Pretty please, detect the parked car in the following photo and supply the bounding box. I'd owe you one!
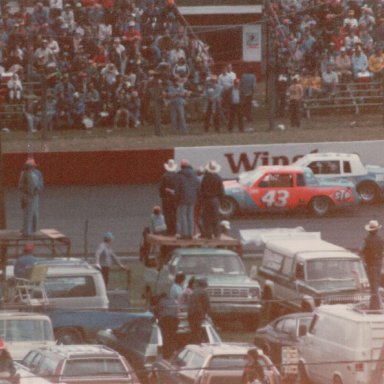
[293,152,384,203]
[0,312,55,361]
[151,343,281,384]
[298,303,384,384]
[219,165,359,218]
[97,315,221,382]
[254,312,313,378]
[253,236,370,318]
[144,247,262,330]
[19,344,140,384]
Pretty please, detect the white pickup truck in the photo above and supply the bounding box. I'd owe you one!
[293,152,384,203]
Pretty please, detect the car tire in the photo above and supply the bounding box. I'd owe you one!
[56,328,83,344]
[309,196,332,217]
[219,197,238,219]
[357,182,378,204]
[298,362,311,384]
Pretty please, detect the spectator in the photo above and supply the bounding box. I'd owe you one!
[14,243,37,279]
[7,73,22,102]
[113,88,130,129]
[351,45,370,79]
[69,92,85,129]
[227,78,244,132]
[203,75,222,133]
[95,232,128,287]
[287,74,304,129]
[322,63,339,96]
[178,276,195,311]
[175,159,200,240]
[159,159,178,236]
[170,271,185,301]
[336,47,353,82]
[150,205,167,234]
[368,46,384,79]
[187,277,210,344]
[0,338,18,382]
[18,158,44,237]
[24,101,40,133]
[239,70,257,122]
[167,76,189,133]
[199,160,224,239]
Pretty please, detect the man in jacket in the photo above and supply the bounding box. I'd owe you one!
[18,158,44,237]
[175,159,200,239]
[159,159,178,236]
[200,161,224,239]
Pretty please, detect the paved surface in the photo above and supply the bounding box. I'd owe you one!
[4,184,378,256]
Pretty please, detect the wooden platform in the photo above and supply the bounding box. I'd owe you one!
[146,233,242,255]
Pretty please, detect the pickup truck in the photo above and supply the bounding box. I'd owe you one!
[144,238,262,330]
[293,152,384,203]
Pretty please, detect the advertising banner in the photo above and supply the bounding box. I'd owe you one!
[175,140,384,179]
[243,24,262,62]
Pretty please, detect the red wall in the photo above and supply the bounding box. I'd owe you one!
[4,149,174,187]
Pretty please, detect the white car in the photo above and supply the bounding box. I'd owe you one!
[293,152,384,203]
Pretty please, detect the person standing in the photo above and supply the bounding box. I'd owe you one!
[242,348,266,384]
[14,243,38,279]
[178,276,195,312]
[170,271,185,301]
[95,232,128,287]
[0,338,18,383]
[175,159,200,239]
[227,78,244,132]
[239,71,256,122]
[159,159,178,236]
[287,75,304,129]
[203,75,222,133]
[200,161,224,239]
[167,76,189,133]
[187,278,210,344]
[18,158,44,237]
[360,220,384,310]
[148,71,164,136]
[154,293,179,359]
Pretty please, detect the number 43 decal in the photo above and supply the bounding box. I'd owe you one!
[261,190,290,207]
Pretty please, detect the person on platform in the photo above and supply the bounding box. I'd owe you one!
[360,220,384,310]
[18,158,44,237]
[14,243,38,279]
[159,159,178,236]
[95,232,128,287]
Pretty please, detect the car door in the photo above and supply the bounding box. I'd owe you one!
[250,171,298,211]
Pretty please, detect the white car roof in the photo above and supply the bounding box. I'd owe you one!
[186,343,252,356]
[296,153,359,161]
[315,304,384,322]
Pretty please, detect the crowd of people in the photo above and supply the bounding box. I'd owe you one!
[273,0,384,120]
[0,1,257,134]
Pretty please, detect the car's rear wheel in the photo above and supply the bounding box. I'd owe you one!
[309,196,332,217]
[56,327,83,344]
[357,182,378,204]
[219,197,238,219]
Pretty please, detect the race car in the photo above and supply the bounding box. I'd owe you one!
[219,165,359,218]
[292,152,384,204]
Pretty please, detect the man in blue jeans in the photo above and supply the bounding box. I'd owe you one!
[175,159,200,239]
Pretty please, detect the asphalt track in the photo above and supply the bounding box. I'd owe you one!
[5,184,382,256]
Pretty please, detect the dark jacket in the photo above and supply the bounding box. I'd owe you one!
[361,232,384,269]
[175,166,200,205]
[200,172,224,200]
[187,286,210,321]
[159,170,178,201]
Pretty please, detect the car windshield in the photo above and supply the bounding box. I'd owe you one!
[63,358,129,377]
[238,169,264,188]
[176,254,246,275]
[0,319,54,342]
[303,168,319,186]
[306,259,366,281]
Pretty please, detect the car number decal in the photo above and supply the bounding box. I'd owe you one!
[261,190,290,207]
[334,190,351,201]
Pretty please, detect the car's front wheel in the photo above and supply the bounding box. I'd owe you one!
[357,182,378,204]
[219,197,238,219]
[309,196,332,217]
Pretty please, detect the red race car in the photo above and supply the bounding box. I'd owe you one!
[219,166,359,218]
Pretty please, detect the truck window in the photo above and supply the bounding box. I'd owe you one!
[44,276,96,298]
[262,250,284,272]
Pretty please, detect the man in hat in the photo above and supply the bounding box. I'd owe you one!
[360,220,384,310]
[18,158,44,237]
[199,161,224,239]
[159,159,179,236]
[95,232,128,287]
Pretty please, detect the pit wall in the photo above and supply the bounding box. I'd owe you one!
[4,140,384,186]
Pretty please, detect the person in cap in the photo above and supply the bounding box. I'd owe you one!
[0,338,17,381]
[199,161,224,239]
[149,205,167,234]
[18,158,44,237]
[159,159,179,235]
[287,74,304,128]
[95,232,128,287]
[14,243,38,279]
[242,348,266,384]
[169,271,185,301]
[187,277,210,344]
[360,220,384,310]
[227,78,244,132]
